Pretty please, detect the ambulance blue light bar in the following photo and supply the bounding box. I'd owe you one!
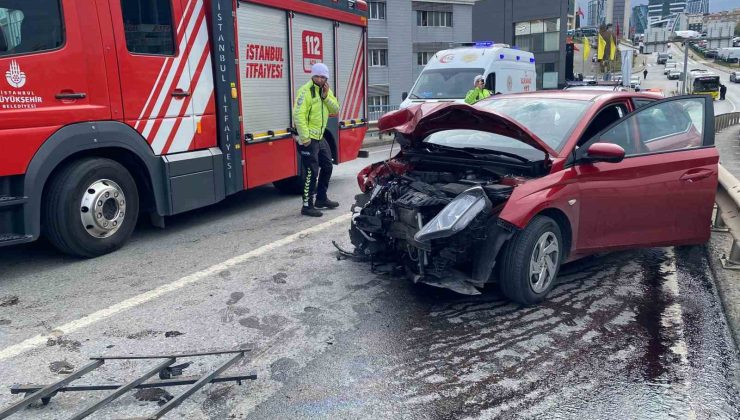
[474,41,494,47]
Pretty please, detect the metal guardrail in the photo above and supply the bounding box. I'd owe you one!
[714,113,740,269]
[716,112,740,133]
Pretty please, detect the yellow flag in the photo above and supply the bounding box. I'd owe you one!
[610,35,617,60]
[597,33,606,60]
[583,37,591,61]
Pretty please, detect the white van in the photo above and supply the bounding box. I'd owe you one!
[400,43,537,109]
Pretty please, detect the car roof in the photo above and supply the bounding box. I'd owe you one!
[485,90,652,102]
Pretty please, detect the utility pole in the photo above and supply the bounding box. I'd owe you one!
[682,40,689,94]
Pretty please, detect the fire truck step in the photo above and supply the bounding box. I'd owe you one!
[0,234,33,245]
[0,196,28,209]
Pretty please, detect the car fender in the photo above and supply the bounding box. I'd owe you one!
[497,174,580,254]
[23,121,170,239]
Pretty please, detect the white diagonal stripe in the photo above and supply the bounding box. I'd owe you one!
[168,53,213,154]
[135,0,196,130]
[151,18,210,154]
[141,0,203,141]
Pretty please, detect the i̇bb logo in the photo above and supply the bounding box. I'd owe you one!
[5,60,26,88]
[302,31,323,73]
[507,75,513,91]
[439,54,455,64]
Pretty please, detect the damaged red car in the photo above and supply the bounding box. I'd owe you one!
[346,91,718,304]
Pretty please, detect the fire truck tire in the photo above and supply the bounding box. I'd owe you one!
[273,176,304,195]
[43,158,139,258]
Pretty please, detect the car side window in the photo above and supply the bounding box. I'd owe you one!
[120,0,176,56]
[594,98,705,157]
[578,103,629,147]
[0,0,65,57]
[633,99,655,109]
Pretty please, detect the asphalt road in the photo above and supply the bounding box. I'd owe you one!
[1,118,739,417]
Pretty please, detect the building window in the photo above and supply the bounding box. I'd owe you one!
[369,49,387,67]
[369,95,389,109]
[369,1,386,20]
[416,52,434,66]
[515,18,560,53]
[417,10,453,27]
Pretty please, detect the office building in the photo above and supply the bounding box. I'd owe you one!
[686,0,709,15]
[367,1,478,111]
[648,0,687,25]
[472,0,571,89]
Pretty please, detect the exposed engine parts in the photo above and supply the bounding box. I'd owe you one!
[347,163,521,295]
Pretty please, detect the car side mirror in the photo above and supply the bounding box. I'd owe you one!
[583,142,625,163]
[402,92,408,101]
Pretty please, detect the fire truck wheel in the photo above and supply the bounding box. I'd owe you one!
[273,176,304,195]
[44,158,140,258]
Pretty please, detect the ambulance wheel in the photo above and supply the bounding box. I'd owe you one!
[44,158,139,258]
[273,176,304,195]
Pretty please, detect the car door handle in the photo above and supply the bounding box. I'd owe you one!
[680,170,713,182]
[55,92,86,100]
[171,89,191,98]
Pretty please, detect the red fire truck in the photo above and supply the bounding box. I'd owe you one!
[0,0,368,257]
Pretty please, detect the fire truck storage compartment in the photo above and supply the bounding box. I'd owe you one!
[163,148,225,214]
[290,11,339,154]
[238,2,297,188]
[335,22,366,163]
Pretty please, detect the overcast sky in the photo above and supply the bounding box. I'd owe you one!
[579,1,736,13]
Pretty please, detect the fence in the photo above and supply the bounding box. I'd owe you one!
[368,105,400,124]
[716,112,740,133]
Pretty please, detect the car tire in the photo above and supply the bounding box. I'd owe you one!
[497,215,563,305]
[43,158,139,258]
[273,176,304,195]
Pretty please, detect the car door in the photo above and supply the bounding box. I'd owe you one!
[109,0,196,155]
[574,95,717,252]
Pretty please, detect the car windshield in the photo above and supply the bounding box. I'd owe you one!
[423,129,546,162]
[409,68,484,100]
[480,98,590,151]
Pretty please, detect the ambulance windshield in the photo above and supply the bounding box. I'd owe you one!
[409,68,485,100]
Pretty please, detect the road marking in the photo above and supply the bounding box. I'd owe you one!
[661,248,696,419]
[0,213,352,361]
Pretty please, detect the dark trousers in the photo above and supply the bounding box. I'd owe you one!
[720,91,726,100]
[299,139,333,206]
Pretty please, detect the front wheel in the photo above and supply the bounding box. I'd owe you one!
[497,215,563,305]
[43,158,139,258]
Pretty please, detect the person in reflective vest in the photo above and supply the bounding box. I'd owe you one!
[465,75,492,105]
[293,63,341,217]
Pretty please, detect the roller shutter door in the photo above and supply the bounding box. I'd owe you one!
[237,3,290,136]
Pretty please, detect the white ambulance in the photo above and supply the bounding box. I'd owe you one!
[400,42,537,109]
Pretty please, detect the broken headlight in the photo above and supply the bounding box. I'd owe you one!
[414,186,492,242]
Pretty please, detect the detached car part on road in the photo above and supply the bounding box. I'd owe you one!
[346,91,718,304]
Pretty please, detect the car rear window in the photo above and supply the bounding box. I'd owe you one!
[481,98,590,152]
[0,0,65,57]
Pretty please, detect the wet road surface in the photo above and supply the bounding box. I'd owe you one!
[0,145,738,419]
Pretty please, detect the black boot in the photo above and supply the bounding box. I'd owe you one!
[301,197,323,217]
[315,197,339,209]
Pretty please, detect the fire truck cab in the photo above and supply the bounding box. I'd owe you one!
[0,0,368,257]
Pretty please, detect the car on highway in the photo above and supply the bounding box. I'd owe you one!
[731,71,740,83]
[668,69,683,80]
[348,91,717,304]
[664,62,678,75]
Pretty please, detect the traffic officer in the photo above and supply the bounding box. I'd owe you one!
[293,63,340,217]
[465,75,492,105]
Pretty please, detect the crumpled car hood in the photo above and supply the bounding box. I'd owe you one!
[378,102,558,157]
